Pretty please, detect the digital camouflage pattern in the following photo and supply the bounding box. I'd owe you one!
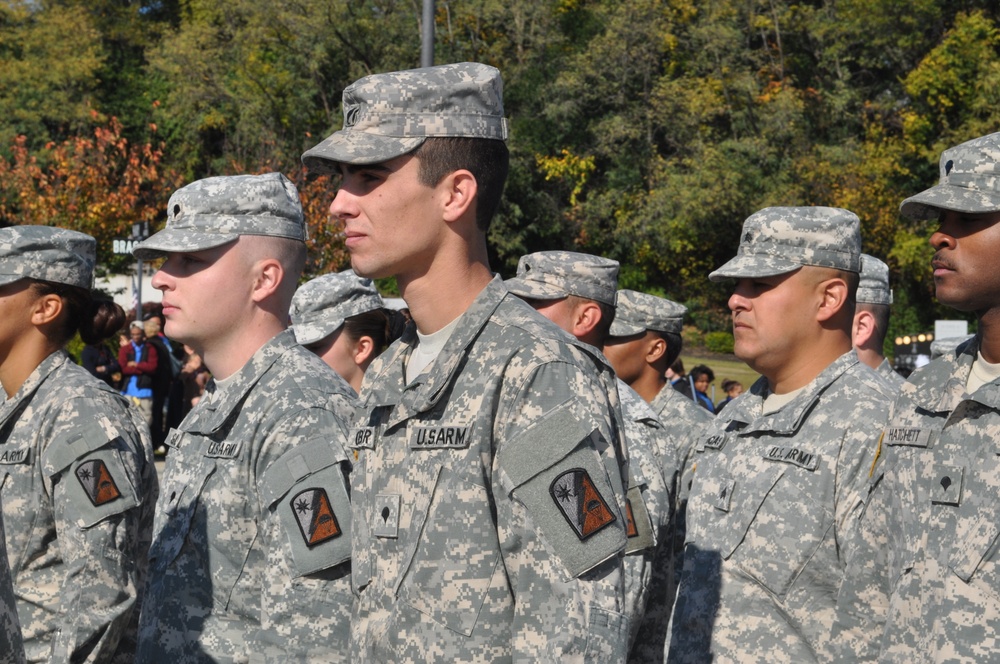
[504,250,619,306]
[290,270,385,346]
[0,351,156,663]
[857,254,893,306]
[709,207,862,281]
[615,381,680,662]
[876,358,905,390]
[137,331,357,663]
[301,62,508,170]
[643,382,712,663]
[609,290,686,337]
[0,226,95,289]
[832,337,1000,662]
[349,278,630,661]
[667,352,893,663]
[133,172,307,260]
[0,509,24,664]
[900,131,1000,220]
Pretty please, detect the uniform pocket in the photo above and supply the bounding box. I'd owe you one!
[398,466,501,637]
[723,465,832,598]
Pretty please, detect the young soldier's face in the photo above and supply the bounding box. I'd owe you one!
[603,332,650,385]
[930,210,1000,314]
[151,241,251,353]
[329,154,441,282]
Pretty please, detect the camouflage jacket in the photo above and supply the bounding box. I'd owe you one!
[876,357,905,390]
[640,383,714,628]
[667,352,892,663]
[349,277,629,662]
[0,351,156,663]
[833,337,1000,662]
[616,381,680,664]
[136,330,357,663]
[0,509,24,664]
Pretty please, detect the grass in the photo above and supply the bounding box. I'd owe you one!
[678,352,761,407]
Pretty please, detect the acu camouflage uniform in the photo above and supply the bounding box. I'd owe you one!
[832,131,1000,663]
[0,226,156,664]
[0,509,24,664]
[858,254,904,390]
[504,251,674,658]
[133,174,358,663]
[667,207,895,663]
[349,278,630,661]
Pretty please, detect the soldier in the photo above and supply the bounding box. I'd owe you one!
[666,207,894,663]
[289,270,402,394]
[603,289,713,661]
[133,173,356,662]
[302,62,630,661]
[833,131,1000,661]
[853,254,904,388]
[0,225,156,662]
[505,252,679,661]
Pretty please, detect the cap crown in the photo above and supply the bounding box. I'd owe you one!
[505,251,619,305]
[0,225,95,289]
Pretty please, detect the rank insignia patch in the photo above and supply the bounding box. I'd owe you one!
[551,469,616,541]
[625,499,639,538]
[76,460,122,506]
[292,488,341,547]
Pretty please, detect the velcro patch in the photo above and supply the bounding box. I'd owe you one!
[763,445,819,471]
[75,460,122,507]
[704,434,727,451]
[625,500,638,538]
[714,478,735,513]
[551,469,617,541]
[930,465,964,506]
[291,488,342,547]
[409,425,472,450]
[884,427,932,448]
[205,440,242,459]
[373,493,401,538]
[349,427,376,450]
[0,448,29,465]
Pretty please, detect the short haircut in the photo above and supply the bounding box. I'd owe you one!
[239,235,307,303]
[858,302,891,347]
[566,294,616,344]
[656,330,684,370]
[412,137,510,232]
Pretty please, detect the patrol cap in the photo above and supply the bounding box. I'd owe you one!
[0,225,95,289]
[133,172,306,260]
[709,206,861,281]
[857,254,893,306]
[289,270,384,346]
[504,251,619,306]
[900,132,1000,220]
[609,289,687,337]
[301,62,509,171]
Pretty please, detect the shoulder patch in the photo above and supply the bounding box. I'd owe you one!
[291,488,342,547]
[550,469,617,541]
[75,459,122,506]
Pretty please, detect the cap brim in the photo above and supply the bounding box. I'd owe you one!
[302,131,427,171]
[0,273,24,288]
[708,255,802,282]
[292,318,344,346]
[608,320,646,337]
[899,184,1000,220]
[133,229,239,260]
[504,277,569,301]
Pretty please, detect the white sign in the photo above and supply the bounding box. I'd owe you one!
[935,320,969,340]
[112,239,138,255]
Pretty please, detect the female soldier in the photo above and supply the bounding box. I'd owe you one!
[289,270,404,393]
[0,226,156,662]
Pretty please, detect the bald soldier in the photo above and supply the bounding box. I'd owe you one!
[667,207,895,663]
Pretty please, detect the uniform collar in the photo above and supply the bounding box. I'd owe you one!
[0,350,68,429]
[904,335,1000,412]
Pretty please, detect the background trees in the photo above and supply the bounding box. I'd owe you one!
[2,0,1000,337]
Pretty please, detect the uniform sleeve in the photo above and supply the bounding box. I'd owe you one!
[493,359,629,662]
[251,404,354,662]
[42,404,149,664]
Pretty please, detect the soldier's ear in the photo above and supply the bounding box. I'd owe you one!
[646,336,667,363]
[816,276,849,323]
[31,292,63,327]
[441,169,477,224]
